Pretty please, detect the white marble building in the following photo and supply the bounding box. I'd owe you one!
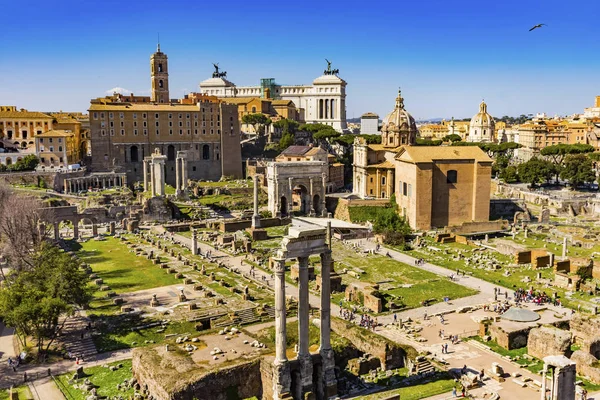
[199,63,348,132]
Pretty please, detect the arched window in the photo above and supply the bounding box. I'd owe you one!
[167,145,175,161]
[130,145,139,162]
[251,107,256,113]
[158,63,163,72]
[159,80,163,88]
[202,144,210,160]
[447,170,458,184]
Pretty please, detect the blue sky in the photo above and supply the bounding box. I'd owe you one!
[1,0,599,120]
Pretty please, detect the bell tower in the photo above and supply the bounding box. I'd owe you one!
[150,43,169,103]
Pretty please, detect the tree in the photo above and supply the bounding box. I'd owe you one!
[541,144,594,183]
[415,139,442,146]
[0,187,47,272]
[499,165,519,183]
[517,157,556,187]
[241,113,271,136]
[560,154,596,189]
[278,132,294,151]
[272,119,299,135]
[8,155,39,171]
[0,243,91,355]
[371,195,412,248]
[442,134,462,143]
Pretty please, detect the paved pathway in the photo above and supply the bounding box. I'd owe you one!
[0,348,132,390]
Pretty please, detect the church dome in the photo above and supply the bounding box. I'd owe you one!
[470,101,495,128]
[381,89,418,147]
[468,100,495,142]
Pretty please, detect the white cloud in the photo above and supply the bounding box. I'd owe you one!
[105,87,132,95]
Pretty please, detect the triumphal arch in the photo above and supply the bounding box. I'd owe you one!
[266,161,328,217]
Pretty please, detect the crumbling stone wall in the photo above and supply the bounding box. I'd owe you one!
[330,317,415,369]
[527,326,572,360]
[132,346,263,400]
[570,314,600,358]
[489,324,531,350]
[571,351,600,384]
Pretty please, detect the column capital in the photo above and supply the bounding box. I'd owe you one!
[272,257,286,273]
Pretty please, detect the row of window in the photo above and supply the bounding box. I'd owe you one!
[100,120,220,128]
[38,137,63,143]
[39,146,64,152]
[92,111,231,120]
[100,128,226,136]
[127,144,218,162]
[1,121,49,127]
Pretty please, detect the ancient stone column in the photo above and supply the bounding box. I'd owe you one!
[73,223,79,240]
[273,257,291,399]
[297,256,313,395]
[92,224,98,237]
[562,237,568,259]
[54,223,60,240]
[109,221,115,235]
[319,250,337,396]
[252,175,261,229]
[191,229,198,255]
[181,154,188,191]
[321,173,327,216]
[175,157,181,195]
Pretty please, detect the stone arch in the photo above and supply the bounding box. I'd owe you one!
[202,144,210,160]
[280,196,288,216]
[313,193,321,215]
[589,339,600,359]
[292,184,310,214]
[79,217,99,237]
[5,157,12,165]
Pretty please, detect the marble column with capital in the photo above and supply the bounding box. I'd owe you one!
[319,250,337,396]
[273,257,291,399]
[297,256,313,396]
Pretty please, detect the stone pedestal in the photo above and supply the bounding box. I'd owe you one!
[109,221,115,235]
[248,227,268,241]
[273,360,292,400]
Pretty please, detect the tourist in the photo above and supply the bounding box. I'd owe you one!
[452,387,457,397]
[8,357,16,372]
[461,386,466,397]
[393,313,397,324]
[441,344,445,354]
[479,368,485,381]
[445,343,449,353]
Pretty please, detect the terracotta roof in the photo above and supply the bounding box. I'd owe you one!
[368,160,395,169]
[367,144,402,152]
[396,146,492,163]
[271,100,295,106]
[219,97,260,105]
[280,145,312,156]
[305,147,326,156]
[0,110,52,119]
[35,129,75,138]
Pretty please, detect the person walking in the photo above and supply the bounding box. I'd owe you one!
[452,387,457,397]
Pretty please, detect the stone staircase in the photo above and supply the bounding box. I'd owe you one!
[237,308,260,325]
[414,358,435,375]
[264,305,276,320]
[57,315,98,360]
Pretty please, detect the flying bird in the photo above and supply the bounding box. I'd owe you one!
[529,23,546,32]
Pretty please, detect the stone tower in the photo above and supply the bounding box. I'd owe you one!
[150,44,169,103]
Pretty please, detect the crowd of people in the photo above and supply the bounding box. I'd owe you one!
[513,287,554,306]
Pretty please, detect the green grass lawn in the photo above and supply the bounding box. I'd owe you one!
[56,359,134,400]
[402,237,597,311]
[355,374,455,399]
[93,319,202,353]
[195,179,252,188]
[333,242,477,311]
[0,386,33,400]
[75,237,180,294]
